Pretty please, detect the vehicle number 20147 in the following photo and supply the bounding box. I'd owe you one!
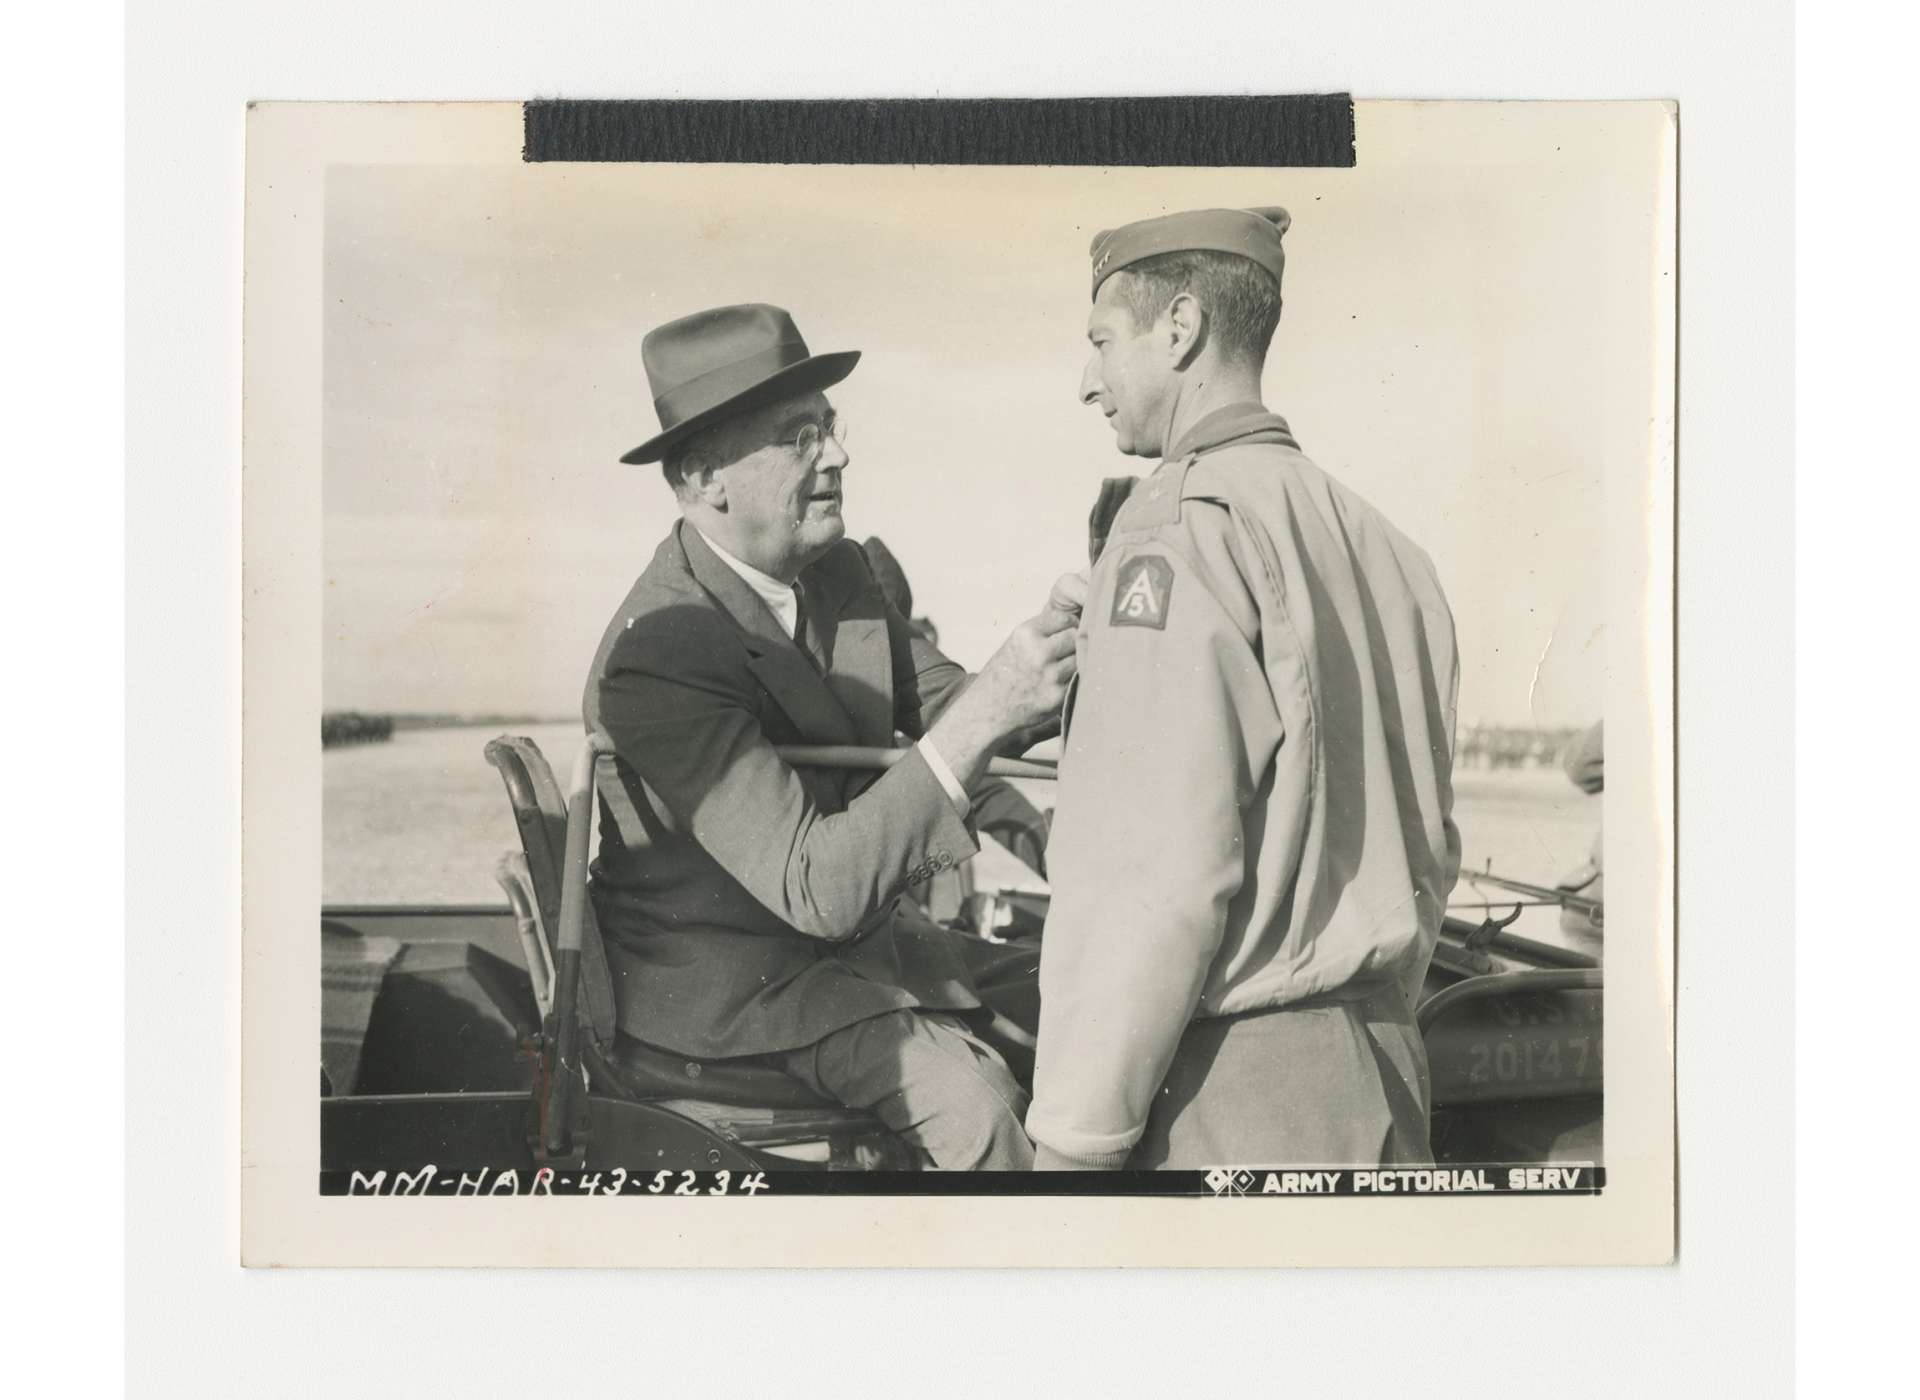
[1464,1034,1600,1085]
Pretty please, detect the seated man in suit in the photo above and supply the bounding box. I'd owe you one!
[584,303,1075,1169]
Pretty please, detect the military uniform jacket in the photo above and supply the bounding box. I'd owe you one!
[1027,404,1463,1164]
[583,522,981,1060]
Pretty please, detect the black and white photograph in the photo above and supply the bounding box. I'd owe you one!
[242,99,1675,1265]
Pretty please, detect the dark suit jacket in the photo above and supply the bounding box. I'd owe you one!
[583,522,982,1059]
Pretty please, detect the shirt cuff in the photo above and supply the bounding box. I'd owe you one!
[916,736,970,818]
[1033,1141,1133,1172]
[1025,1102,1145,1167]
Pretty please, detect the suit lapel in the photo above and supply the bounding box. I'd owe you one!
[810,574,896,749]
[677,524,858,745]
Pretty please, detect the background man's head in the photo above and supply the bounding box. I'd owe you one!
[1079,207,1289,459]
[863,534,940,643]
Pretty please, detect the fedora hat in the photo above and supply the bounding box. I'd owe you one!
[620,303,861,464]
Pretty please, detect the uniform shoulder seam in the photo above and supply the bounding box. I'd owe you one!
[1181,440,1299,502]
[1107,455,1195,535]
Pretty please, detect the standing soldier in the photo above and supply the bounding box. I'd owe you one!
[1027,208,1463,1170]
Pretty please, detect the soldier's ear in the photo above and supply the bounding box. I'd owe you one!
[1165,292,1206,369]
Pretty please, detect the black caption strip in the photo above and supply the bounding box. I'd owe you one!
[523,96,1354,167]
[323,1164,1602,1197]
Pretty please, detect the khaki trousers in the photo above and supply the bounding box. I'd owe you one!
[1129,990,1433,1169]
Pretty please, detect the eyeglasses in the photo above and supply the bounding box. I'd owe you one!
[791,417,849,466]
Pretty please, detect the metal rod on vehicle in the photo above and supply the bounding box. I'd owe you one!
[1467,867,1603,922]
[544,730,614,1159]
[1437,915,1599,970]
[775,744,1059,782]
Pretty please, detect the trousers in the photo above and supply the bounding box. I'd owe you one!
[1128,989,1433,1169]
[776,1009,1035,1170]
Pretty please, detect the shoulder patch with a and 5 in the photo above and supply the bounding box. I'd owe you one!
[1110,554,1174,630]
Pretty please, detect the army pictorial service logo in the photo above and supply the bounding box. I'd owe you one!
[1205,1168,1258,1196]
[1110,554,1174,631]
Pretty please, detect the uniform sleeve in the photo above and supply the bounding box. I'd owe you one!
[1026,520,1284,1165]
[596,616,976,943]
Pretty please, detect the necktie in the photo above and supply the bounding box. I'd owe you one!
[792,581,825,670]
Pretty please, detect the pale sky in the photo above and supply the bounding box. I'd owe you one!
[324,106,1664,725]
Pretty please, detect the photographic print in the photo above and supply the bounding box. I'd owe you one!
[243,99,1675,1265]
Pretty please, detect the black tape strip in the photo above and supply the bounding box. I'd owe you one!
[523,96,1354,167]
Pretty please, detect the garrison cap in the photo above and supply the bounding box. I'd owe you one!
[1088,206,1292,300]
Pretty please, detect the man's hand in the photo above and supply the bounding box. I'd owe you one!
[1007,570,1090,751]
[973,611,1079,733]
[1043,569,1090,627]
[927,609,1078,790]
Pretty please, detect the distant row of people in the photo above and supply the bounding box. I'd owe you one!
[1456,725,1588,770]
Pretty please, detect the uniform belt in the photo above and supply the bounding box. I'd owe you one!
[1200,982,1411,1027]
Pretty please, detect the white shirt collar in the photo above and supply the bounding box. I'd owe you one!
[696,529,800,639]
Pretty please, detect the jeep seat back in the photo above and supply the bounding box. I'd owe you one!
[483,735,618,1045]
